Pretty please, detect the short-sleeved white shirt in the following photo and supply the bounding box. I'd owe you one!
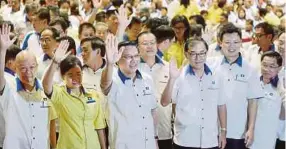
[207,55,264,139]
[107,68,157,149]
[250,78,284,149]
[0,78,50,149]
[138,58,172,140]
[172,64,225,148]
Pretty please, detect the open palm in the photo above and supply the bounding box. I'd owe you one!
[105,34,123,64]
[169,57,181,79]
[116,5,132,30]
[54,40,70,63]
[0,24,16,51]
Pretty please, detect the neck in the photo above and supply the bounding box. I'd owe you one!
[46,51,54,58]
[177,39,184,44]
[193,67,204,78]
[70,87,82,96]
[226,55,239,64]
[85,7,91,13]
[23,82,35,92]
[157,44,165,52]
[89,58,103,72]
[262,77,271,84]
[260,44,272,52]
[142,56,156,67]
[12,6,20,12]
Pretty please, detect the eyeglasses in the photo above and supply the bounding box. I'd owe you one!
[253,33,267,38]
[186,51,207,58]
[139,41,156,46]
[121,54,140,61]
[261,64,279,69]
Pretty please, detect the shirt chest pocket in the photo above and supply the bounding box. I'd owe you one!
[234,74,248,84]
[85,97,97,119]
[206,81,220,104]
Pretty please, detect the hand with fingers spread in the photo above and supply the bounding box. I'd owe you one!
[169,57,181,80]
[116,5,132,31]
[105,34,124,65]
[53,40,71,63]
[92,0,102,9]
[0,24,17,52]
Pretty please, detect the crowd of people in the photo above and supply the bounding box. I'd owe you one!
[0,0,285,149]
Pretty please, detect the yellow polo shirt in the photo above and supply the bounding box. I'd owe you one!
[50,84,106,149]
[164,41,186,68]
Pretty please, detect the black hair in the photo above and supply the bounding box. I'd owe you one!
[112,0,123,7]
[57,36,76,55]
[261,51,283,67]
[255,22,274,40]
[41,27,60,40]
[5,44,21,64]
[171,15,191,41]
[78,22,95,35]
[118,40,137,50]
[258,8,268,17]
[95,11,107,23]
[184,37,208,52]
[80,37,106,57]
[189,15,206,30]
[70,2,80,15]
[219,23,242,41]
[106,9,118,18]
[128,17,142,28]
[49,17,69,32]
[146,17,169,32]
[190,24,203,37]
[161,7,167,11]
[200,10,208,16]
[246,19,253,26]
[24,3,38,14]
[153,25,175,44]
[36,7,51,24]
[136,31,155,44]
[58,0,70,8]
[60,55,83,76]
[180,0,190,8]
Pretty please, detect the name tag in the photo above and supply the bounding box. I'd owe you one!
[40,100,50,108]
[86,97,96,104]
[143,86,152,96]
[235,74,247,83]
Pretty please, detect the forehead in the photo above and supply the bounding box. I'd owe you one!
[41,30,53,37]
[122,45,138,55]
[66,66,82,73]
[173,22,185,27]
[139,33,155,41]
[82,27,95,33]
[255,27,265,33]
[222,32,241,40]
[262,56,278,65]
[81,41,91,48]
[189,42,207,52]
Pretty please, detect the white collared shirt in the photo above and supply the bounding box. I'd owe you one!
[21,31,43,57]
[107,68,157,149]
[0,79,50,149]
[171,65,225,148]
[138,60,172,140]
[250,80,284,149]
[37,55,62,84]
[207,56,264,139]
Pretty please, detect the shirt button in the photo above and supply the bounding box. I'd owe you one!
[133,85,135,87]
[33,126,35,129]
[146,139,148,141]
[228,79,230,81]
[143,116,145,119]
[32,115,35,117]
[202,127,204,129]
[139,105,141,107]
[201,99,203,101]
[33,137,35,140]
[229,68,232,71]
[136,94,139,96]
[202,108,204,110]
[202,118,204,120]
[201,89,203,91]
[31,103,34,106]
[145,127,147,130]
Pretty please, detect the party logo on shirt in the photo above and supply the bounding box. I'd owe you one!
[86,97,96,104]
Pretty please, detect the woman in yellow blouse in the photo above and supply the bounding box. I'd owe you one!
[164,15,190,68]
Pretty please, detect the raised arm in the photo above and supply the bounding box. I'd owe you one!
[100,34,123,95]
[42,40,70,97]
[116,5,131,42]
[161,58,181,106]
[0,24,16,93]
[87,0,102,24]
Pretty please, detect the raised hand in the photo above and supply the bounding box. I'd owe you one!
[0,24,16,52]
[169,57,181,79]
[92,0,102,9]
[116,5,132,30]
[105,34,123,65]
[53,40,70,63]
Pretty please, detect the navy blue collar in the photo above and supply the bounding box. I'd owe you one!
[16,77,42,92]
[185,64,212,76]
[221,53,243,67]
[118,69,143,84]
[4,67,15,76]
[140,56,164,65]
[215,44,221,51]
[258,44,275,53]
[260,75,279,88]
[157,50,164,58]
[43,54,52,61]
[123,34,130,41]
[66,86,87,95]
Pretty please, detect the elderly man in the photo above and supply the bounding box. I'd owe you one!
[0,24,56,149]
